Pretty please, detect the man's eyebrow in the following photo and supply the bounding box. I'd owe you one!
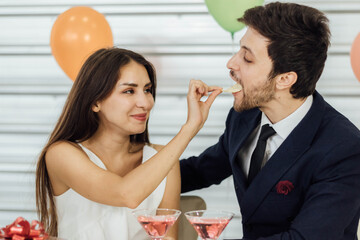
[241,45,254,55]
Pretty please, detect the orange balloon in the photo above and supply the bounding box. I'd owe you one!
[50,6,113,81]
[350,33,360,82]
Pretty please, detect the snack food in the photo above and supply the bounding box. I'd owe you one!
[223,83,242,93]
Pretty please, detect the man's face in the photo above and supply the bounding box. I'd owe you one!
[226,27,276,112]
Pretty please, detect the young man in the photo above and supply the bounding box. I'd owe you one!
[180,2,360,239]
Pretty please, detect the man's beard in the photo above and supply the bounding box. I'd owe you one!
[234,76,276,112]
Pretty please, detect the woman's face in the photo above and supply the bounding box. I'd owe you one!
[93,60,154,136]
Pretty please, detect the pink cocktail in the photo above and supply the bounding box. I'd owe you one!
[185,210,234,240]
[133,208,181,240]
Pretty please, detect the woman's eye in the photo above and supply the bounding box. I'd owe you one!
[123,89,134,94]
[144,88,152,93]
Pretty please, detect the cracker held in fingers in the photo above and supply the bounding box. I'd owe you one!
[223,83,242,93]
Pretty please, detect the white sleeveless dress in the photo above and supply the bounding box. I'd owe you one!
[55,144,167,240]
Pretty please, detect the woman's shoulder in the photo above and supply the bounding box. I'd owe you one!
[47,140,81,153]
[46,141,84,163]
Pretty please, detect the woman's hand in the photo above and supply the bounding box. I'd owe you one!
[185,79,222,136]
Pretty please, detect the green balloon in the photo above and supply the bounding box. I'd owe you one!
[205,0,264,36]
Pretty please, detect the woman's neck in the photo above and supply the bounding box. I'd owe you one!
[85,129,131,153]
[82,130,144,175]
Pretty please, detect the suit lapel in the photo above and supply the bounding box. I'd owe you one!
[240,91,326,222]
[240,134,310,221]
[230,109,262,194]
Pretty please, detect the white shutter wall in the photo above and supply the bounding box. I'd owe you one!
[1,1,360,239]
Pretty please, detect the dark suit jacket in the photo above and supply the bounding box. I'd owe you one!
[181,92,360,239]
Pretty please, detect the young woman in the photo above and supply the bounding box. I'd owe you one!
[35,47,221,240]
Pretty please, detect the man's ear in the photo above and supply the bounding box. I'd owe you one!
[92,102,101,112]
[275,71,297,90]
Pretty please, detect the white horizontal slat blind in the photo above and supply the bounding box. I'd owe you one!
[1,0,360,239]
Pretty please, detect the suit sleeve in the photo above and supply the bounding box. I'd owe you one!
[180,109,235,193]
[258,140,360,240]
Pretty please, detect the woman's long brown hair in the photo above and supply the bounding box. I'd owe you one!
[35,47,157,236]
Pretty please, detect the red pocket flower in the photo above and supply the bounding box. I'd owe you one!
[276,180,294,195]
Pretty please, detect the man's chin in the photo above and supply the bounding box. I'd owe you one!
[233,102,255,112]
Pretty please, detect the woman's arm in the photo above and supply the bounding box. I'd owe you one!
[46,80,222,208]
[153,144,181,240]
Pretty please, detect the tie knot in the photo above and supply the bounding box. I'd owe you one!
[259,124,276,141]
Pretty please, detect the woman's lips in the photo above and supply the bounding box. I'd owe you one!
[132,113,147,121]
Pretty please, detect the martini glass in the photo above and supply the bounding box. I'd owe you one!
[132,208,181,240]
[185,210,234,240]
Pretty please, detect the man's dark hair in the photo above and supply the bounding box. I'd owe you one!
[239,2,331,98]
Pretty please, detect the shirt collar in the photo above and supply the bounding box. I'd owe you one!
[260,95,313,140]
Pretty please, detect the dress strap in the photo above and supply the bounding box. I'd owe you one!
[77,143,107,170]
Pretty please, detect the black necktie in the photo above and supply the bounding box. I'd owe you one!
[248,124,276,184]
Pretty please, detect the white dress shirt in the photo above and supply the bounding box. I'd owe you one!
[239,95,313,177]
